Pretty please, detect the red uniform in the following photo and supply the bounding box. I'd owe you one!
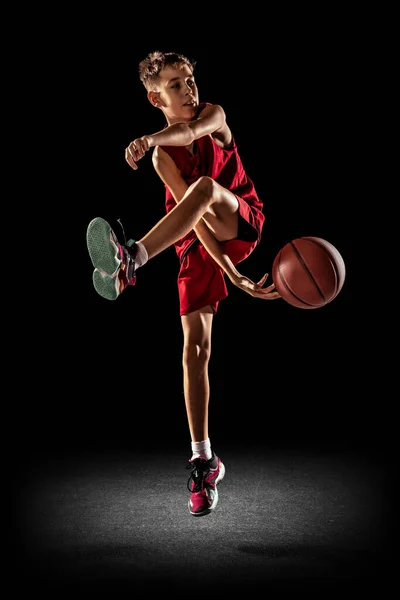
[161,102,265,315]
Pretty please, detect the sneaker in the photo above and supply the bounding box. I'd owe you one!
[186,452,225,517]
[86,217,138,300]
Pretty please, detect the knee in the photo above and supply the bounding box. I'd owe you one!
[191,176,217,199]
[183,341,211,370]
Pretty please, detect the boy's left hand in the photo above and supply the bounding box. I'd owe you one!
[125,136,150,170]
[230,272,281,300]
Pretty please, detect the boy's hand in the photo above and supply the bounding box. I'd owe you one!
[125,136,150,170]
[230,272,281,300]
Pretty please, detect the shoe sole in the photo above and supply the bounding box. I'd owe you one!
[86,217,121,276]
[189,462,226,517]
[92,269,120,301]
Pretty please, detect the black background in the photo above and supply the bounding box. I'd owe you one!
[22,18,378,461]
[11,15,392,594]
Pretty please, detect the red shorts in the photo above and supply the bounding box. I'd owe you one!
[178,196,264,316]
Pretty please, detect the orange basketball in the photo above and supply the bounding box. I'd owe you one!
[272,237,346,309]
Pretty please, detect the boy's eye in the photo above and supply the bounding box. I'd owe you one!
[171,80,195,89]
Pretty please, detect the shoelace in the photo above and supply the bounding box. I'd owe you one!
[116,217,128,246]
[186,458,213,493]
[115,217,137,282]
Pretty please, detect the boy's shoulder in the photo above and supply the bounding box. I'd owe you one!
[198,101,226,115]
[197,101,212,114]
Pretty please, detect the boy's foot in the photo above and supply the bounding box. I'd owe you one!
[91,268,133,301]
[86,217,138,300]
[186,452,225,517]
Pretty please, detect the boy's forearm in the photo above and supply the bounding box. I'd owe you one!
[194,221,240,283]
[146,123,194,148]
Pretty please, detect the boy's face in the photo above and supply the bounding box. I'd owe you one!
[149,65,199,122]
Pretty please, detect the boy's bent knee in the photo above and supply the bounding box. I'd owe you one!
[192,176,216,197]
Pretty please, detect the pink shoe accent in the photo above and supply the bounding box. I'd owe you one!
[116,242,137,290]
[187,455,225,517]
[190,490,213,514]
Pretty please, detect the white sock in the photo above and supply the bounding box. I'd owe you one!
[134,241,148,269]
[191,438,212,461]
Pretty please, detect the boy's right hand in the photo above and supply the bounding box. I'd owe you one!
[125,136,150,170]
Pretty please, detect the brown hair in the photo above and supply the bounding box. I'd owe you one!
[139,51,196,91]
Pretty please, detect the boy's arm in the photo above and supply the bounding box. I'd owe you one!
[152,147,280,301]
[126,104,231,171]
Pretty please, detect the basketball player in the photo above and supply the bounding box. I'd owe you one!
[86,51,281,517]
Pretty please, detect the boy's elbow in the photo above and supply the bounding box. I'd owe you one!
[214,104,226,119]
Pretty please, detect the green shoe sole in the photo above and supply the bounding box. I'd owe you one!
[86,217,121,275]
[92,269,120,301]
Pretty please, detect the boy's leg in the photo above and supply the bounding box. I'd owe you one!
[139,176,239,259]
[181,307,214,443]
[86,176,239,300]
[181,306,225,517]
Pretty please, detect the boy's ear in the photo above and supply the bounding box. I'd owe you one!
[148,91,163,108]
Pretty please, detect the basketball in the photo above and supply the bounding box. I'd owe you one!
[272,237,346,309]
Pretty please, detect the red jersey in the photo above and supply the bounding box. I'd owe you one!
[160,102,265,261]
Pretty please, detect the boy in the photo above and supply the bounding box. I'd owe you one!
[86,51,280,517]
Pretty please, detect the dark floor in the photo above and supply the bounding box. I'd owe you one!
[13,444,391,595]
